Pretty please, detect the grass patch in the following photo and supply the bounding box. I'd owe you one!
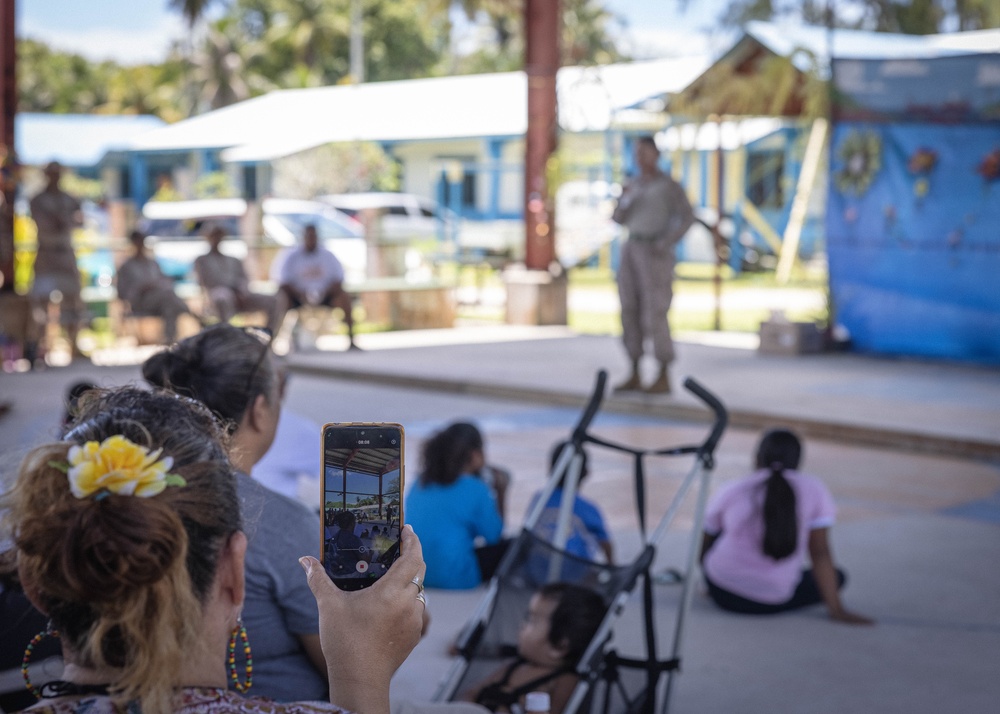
[451,261,830,335]
[569,311,621,334]
[565,262,829,336]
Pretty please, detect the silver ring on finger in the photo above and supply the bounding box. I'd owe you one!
[411,575,425,594]
[416,591,427,607]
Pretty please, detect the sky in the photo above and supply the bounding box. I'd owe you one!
[18,0,735,66]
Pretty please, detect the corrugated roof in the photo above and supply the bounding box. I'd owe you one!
[123,56,710,162]
[745,21,1000,74]
[673,22,1000,117]
[15,112,166,167]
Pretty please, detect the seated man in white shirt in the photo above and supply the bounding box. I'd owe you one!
[271,223,357,349]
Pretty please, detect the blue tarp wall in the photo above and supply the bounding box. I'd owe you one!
[827,54,1000,363]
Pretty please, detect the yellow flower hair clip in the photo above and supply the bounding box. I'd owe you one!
[51,435,186,499]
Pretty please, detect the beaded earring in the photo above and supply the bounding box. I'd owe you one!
[227,619,253,693]
[22,623,59,699]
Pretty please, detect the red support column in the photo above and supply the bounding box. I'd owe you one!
[523,0,560,271]
[0,0,16,292]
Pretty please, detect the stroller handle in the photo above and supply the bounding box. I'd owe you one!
[571,369,608,442]
[683,376,728,458]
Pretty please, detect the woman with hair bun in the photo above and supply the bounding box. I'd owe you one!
[700,428,873,624]
[141,324,326,701]
[1,386,426,714]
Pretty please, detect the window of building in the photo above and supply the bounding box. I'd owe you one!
[746,150,785,209]
[436,157,477,211]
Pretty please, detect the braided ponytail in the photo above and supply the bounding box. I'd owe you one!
[755,429,803,561]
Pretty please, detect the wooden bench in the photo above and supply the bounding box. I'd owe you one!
[346,277,456,330]
[273,277,457,352]
[83,284,204,345]
[84,276,456,347]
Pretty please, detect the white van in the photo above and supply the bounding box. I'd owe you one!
[140,198,249,281]
[260,198,367,283]
[554,180,623,267]
[318,192,457,243]
[140,197,366,284]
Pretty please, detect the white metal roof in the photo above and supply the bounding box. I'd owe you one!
[16,112,165,167]
[141,198,248,220]
[126,56,710,162]
[744,21,1000,74]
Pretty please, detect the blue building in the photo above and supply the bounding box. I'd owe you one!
[108,57,708,262]
[15,112,166,187]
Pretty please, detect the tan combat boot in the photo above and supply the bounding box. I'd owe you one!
[613,361,643,392]
[645,363,671,394]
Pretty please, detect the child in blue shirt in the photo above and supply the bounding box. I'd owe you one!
[529,441,614,565]
[406,422,503,589]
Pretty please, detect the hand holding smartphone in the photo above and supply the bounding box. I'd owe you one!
[321,422,404,591]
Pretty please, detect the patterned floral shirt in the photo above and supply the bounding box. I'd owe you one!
[27,687,351,714]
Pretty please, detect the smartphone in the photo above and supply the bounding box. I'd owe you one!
[321,422,404,590]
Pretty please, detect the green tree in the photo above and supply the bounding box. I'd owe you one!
[226,0,443,87]
[168,0,221,28]
[193,171,239,198]
[719,0,779,28]
[168,0,233,115]
[365,0,448,81]
[272,142,400,199]
[265,0,350,76]
[190,18,255,111]
[17,37,188,121]
[99,62,189,122]
[437,0,627,71]
[16,39,117,113]
[860,0,1000,33]
[717,0,1000,33]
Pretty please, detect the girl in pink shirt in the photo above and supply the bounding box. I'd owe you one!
[700,429,872,624]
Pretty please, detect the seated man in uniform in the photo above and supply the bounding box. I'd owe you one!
[115,229,198,344]
[194,224,278,332]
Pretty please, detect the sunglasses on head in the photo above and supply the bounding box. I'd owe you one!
[241,326,277,407]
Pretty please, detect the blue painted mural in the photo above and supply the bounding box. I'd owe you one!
[827,54,1000,362]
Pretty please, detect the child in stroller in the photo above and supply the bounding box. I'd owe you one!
[461,582,605,714]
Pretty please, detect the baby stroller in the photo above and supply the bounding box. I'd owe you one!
[433,371,727,714]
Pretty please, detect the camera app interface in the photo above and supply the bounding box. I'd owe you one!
[323,426,402,587]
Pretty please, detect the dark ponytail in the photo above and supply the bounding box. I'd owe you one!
[756,429,802,561]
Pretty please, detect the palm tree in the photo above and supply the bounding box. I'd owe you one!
[168,0,219,28]
[191,20,253,111]
[428,0,623,69]
[168,0,222,115]
[266,0,350,76]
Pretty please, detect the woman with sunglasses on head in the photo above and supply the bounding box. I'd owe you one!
[141,324,329,701]
[1,386,426,714]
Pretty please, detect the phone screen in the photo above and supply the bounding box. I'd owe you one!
[321,422,404,590]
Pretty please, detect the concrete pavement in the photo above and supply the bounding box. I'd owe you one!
[2,325,998,713]
[286,325,1000,459]
[276,326,1000,713]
